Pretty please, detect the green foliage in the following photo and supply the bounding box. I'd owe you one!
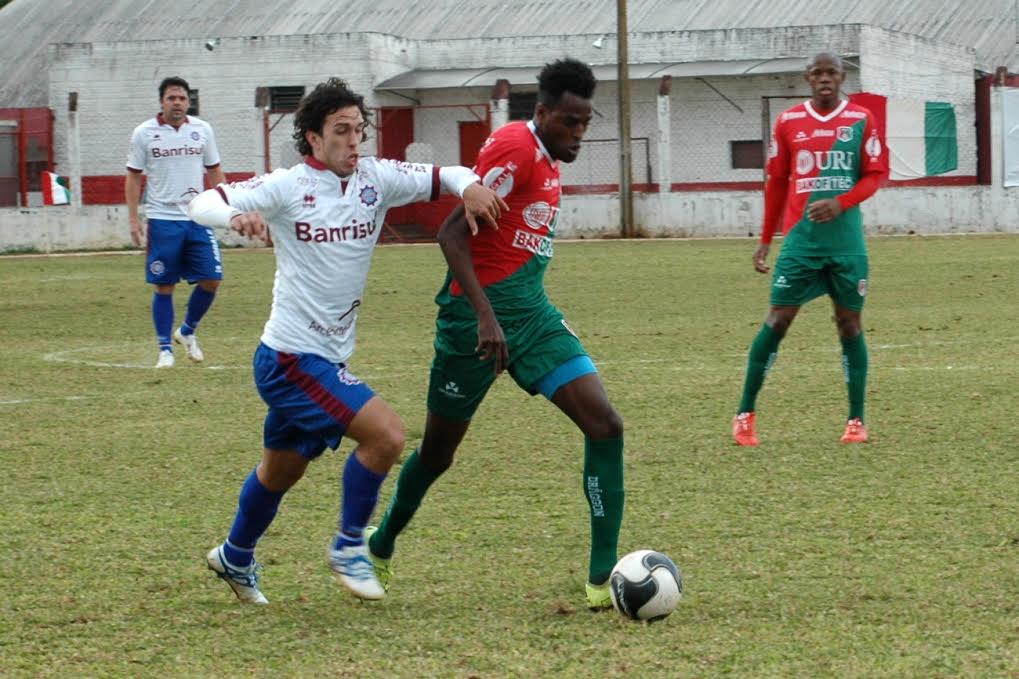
[1,237,1017,677]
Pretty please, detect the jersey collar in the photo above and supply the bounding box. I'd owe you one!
[804,99,848,123]
[527,120,556,167]
[156,113,190,129]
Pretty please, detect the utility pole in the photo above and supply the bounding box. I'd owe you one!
[616,0,634,237]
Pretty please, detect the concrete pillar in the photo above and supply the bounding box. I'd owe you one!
[68,92,82,208]
[656,76,672,195]
[490,78,510,131]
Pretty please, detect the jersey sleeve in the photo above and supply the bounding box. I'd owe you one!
[218,168,291,221]
[367,158,441,207]
[475,132,534,199]
[836,111,889,211]
[761,118,790,243]
[126,126,147,172]
[203,123,222,169]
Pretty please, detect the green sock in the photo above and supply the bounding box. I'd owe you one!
[841,332,868,422]
[738,323,782,413]
[370,449,439,559]
[584,436,624,585]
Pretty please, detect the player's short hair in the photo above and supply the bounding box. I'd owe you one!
[806,52,844,72]
[292,78,372,157]
[537,58,596,109]
[159,77,191,99]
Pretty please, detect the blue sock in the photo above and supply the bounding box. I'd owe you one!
[182,286,216,335]
[334,450,387,550]
[224,468,286,567]
[152,292,174,351]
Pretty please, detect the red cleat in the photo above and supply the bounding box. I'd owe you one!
[840,418,869,443]
[732,412,759,446]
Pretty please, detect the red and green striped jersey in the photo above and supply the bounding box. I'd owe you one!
[763,100,888,255]
[437,121,560,318]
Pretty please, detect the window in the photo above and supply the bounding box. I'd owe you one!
[269,86,306,112]
[187,89,199,116]
[509,92,537,121]
[730,140,764,169]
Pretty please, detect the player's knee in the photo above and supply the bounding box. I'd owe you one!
[371,422,406,467]
[587,408,624,440]
[198,279,221,292]
[419,444,456,476]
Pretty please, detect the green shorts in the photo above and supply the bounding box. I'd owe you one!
[427,302,587,421]
[770,252,869,311]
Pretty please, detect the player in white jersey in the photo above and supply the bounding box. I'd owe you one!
[188,78,508,604]
[126,77,226,368]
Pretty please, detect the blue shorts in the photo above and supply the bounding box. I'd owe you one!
[145,218,223,284]
[253,343,375,459]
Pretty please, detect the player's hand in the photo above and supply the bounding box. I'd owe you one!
[230,211,268,241]
[807,198,842,223]
[462,183,509,236]
[753,243,771,273]
[476,310,509,374]
[129,216,144,247]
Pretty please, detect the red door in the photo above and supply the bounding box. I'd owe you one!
[458,120,490,168]
[378,107,414,161]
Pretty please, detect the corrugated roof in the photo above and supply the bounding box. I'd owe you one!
[1,0,1015,106]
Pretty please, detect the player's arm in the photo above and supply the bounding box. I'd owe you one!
[125,169,144,247]
[126,127,147,247]
[205,164,226,187]
[437,205,508,374]
[757,125,790,273]
[440,167,508,234]
[809,114,888,223]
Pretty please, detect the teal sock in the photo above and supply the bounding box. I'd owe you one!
[584,436,624,585]
[370,450,439,559]
[738,324,782,413]
[841,332,868,422]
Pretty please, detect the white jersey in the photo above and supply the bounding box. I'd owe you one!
[127,115,221,219]
[220,155,443,364]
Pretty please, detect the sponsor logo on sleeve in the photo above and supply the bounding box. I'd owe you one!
[768,138,778,158]
[865,133,882,158]
[483,164,516,197]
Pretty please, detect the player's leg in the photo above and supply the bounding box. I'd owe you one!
[828,255,869,442]
[145,219,185,366]
[175,223,224,362]
[207,444,310,604]
[734,252,824,445]
[368,339,494,584]
[544,364,625,609]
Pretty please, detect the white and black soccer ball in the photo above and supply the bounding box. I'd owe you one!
[609,549,683,621]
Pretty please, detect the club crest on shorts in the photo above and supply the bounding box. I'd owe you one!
[858,278,868,296]
[336,366,362,386]
[149,260,166,275]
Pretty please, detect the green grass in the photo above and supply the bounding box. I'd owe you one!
[2,236,1018,678]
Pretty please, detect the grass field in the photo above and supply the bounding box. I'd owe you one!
[2,235,1018,678]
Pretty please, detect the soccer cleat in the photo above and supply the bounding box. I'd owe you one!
[174,327,204,362]
[206,545,268,604]
[328,542,386,600]
[155,350,175,369]
[363,526,394,592]
[732,411,759,446]
[586,582,613,610]
[840,418,869,443]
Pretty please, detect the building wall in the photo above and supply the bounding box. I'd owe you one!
[859,25,978,176]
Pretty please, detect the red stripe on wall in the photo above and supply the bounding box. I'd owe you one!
[80,172,256,205]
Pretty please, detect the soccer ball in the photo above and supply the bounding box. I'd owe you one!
[608,549,683,621]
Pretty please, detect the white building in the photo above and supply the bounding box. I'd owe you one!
[0,0,1017,250]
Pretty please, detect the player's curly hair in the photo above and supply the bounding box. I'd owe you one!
[292,78,372,157]
[537,58,596,108]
